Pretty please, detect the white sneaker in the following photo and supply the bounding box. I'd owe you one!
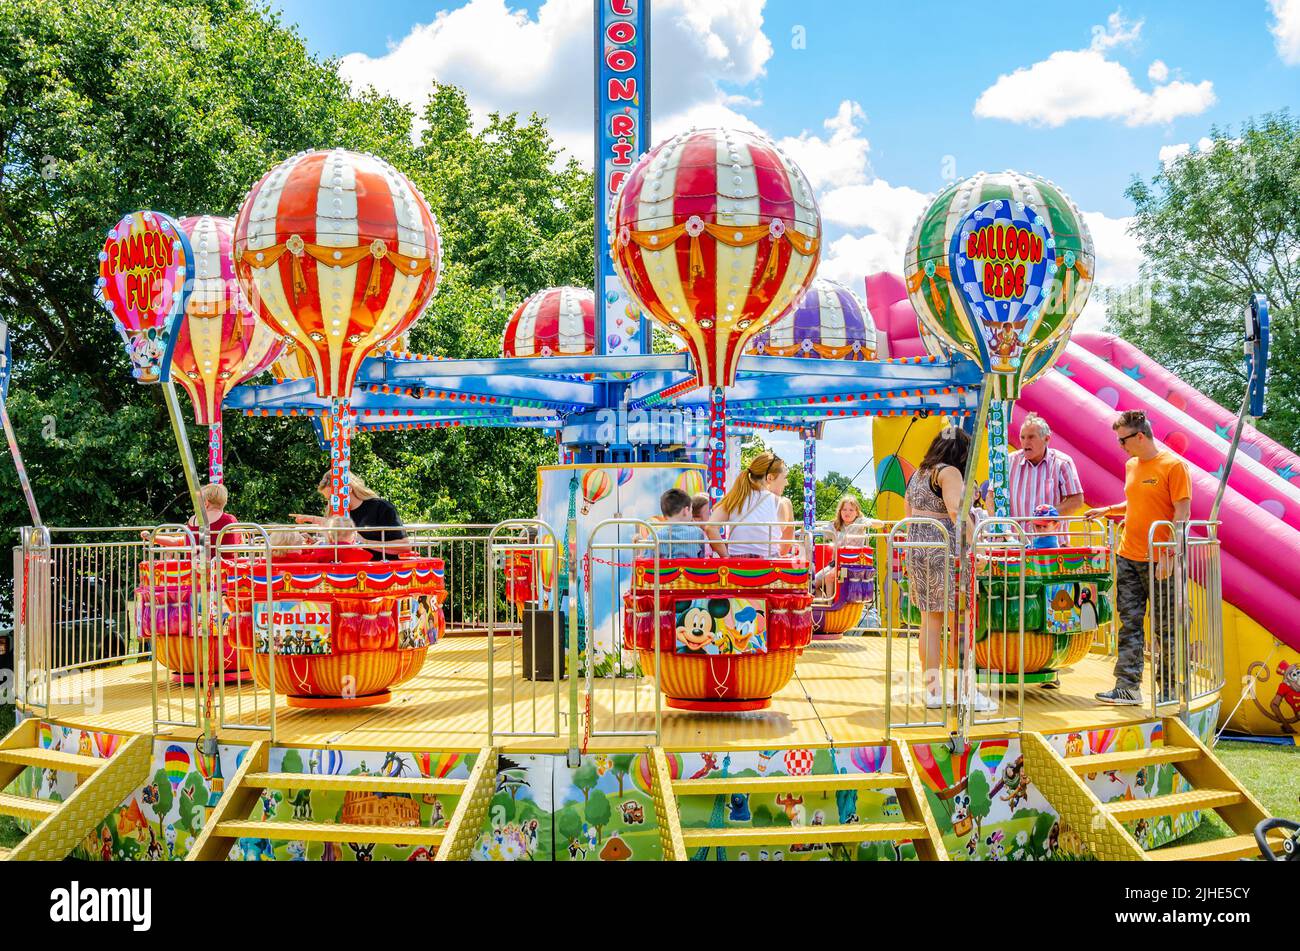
[971,690,998,713]
[924,690,946,710]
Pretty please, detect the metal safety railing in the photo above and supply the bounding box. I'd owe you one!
[884,517,954,736]
[819,519,893,635]
[142,524,211,736]
[15,525,158,716]
[486,519,564,743]
[1146,519,1224,718]
[584,518,661,743]
[407,524,507,636]
[960,519,1028,736]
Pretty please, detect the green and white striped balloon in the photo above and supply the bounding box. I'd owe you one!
[903,170,1095,384]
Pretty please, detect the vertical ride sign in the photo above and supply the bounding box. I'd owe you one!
[595,0,650,358]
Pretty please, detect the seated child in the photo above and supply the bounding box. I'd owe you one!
[293,517,373,564]
[265,529,306,560]
[1029,503,1062,549]
[690,493,712,523]
[144,483,242,552]
[656,488,708,559]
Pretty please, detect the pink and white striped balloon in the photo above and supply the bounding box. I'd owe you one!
[172,215,284,480]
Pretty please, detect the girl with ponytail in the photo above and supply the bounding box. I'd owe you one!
[705,452,795,557]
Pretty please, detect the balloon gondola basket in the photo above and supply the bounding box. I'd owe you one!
[973,547,1114,677]
[622,558,813,712]
[812,545,874,641]
[897,546,1113,678]
[136,560,247,683]
[225,556,447,709]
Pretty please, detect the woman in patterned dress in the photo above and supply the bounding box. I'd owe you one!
[903,427,989,709]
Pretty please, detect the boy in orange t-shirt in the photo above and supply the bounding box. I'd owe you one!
[1085,410,1192,705]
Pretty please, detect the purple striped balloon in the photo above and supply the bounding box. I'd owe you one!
[748,278,876,359]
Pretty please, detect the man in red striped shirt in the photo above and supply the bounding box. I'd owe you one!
[1007,413,1084,518]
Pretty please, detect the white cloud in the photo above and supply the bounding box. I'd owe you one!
[1076,211,1143,331]
[1270,0,1300,64]
[337,0,773,161]
[816,179,933,289]
[775,100,871,191]
[1159,136,1226,166]
[973,11,1214,127]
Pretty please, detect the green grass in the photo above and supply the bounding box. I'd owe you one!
[0,702,20,849]
[1164,740,1299,851]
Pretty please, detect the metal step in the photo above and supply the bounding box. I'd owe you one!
[0,747,103,777]
[1148,833,1284,862]
[1067,746,1200,774]
[213,819,445,847]
[1107,788,1244,823]
[673,772,907,797]
[243,772,465,796]
[681,821,927,848]
[0,793,58,821]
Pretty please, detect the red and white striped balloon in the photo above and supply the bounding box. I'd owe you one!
[610,128,822,388]
[502,286,595,357]
[232,148,442,399]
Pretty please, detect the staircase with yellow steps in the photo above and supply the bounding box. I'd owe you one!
[1022,716,1286,861]
[186,743,497,861]
[648,740,946,861]
[0,719,152,861]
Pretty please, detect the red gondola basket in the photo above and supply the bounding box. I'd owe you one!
[224,556,447,708]
[135,559,244,681]
[622,557,813,712]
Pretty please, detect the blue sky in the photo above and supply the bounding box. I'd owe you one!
[268,0,1300,488]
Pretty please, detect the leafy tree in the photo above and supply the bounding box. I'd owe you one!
[738,437,870,524]
[1108,113,1300,448]
[585,789,611,842]
[571,761,599,804]
[177,771,207,835]
[556,806,583,851]
[0,0,595,612]
[491,792,516,825]
[610,754,634,797]
[148,767,173,838]
[751,804,773,827]
[279,749,304,775]
[966,769,992,842]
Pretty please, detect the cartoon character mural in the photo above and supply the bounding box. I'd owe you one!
[1248,659,1300,733]
[675,598,729,654]
[673,597,767,655]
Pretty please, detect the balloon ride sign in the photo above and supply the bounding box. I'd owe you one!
[97,210,193,383]
[948,199,1056,397]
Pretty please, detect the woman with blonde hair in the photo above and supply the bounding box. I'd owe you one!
[291,472,408,560]
[705,452,795,558]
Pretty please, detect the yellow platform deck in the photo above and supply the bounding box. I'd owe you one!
[31,635,1213,753]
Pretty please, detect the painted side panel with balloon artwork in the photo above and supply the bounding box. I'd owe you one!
[11,722,477,862]
[536,463,707,674]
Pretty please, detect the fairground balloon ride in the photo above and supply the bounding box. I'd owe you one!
[0,0,1285,867]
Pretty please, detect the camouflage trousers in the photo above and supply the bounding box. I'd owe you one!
[1114,556,1178,697]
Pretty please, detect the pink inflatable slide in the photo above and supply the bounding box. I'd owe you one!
[864,272,1300,656]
